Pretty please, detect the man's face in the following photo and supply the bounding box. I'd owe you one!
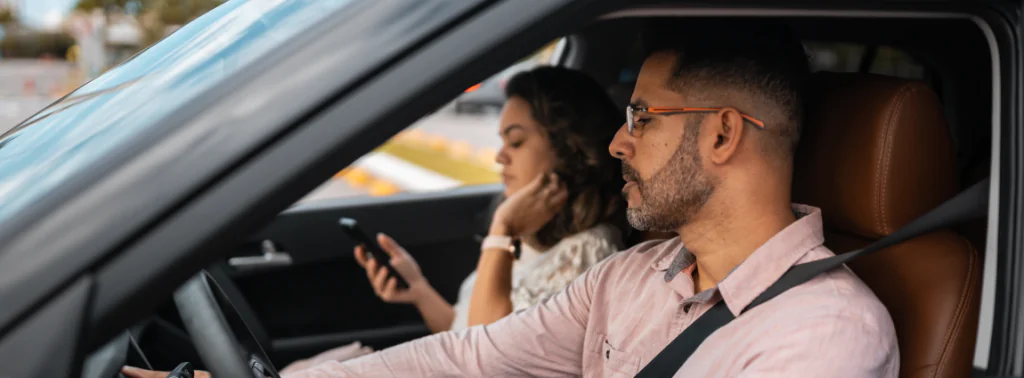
[609,52,717,231]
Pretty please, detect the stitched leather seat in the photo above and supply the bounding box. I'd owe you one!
[793,72,982,378]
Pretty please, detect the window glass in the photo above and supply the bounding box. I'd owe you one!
[805,42,929,80]
[299,40,563,202]
[0,0,357,223]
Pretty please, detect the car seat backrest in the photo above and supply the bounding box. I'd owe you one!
[793,72,981,378]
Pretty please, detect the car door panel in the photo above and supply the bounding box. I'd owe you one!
[223,184,501,362]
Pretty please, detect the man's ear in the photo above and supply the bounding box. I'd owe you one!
[707,107,746,164]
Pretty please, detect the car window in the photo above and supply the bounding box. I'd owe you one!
[0,0,358,222]
[804,42,930,80]
[297,40,924,203]
[298,41,562,202]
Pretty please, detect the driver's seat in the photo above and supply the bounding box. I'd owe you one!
[793,72,982,378]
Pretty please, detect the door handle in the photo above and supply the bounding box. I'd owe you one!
[228,240,293,272]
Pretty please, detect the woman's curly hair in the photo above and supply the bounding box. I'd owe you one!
[503,66,626,247]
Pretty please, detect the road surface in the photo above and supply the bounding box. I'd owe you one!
[411,105,503,151]
[301,108,502,202]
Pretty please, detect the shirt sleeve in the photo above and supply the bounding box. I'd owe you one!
[284,259,613,378]
[735,313,899,378]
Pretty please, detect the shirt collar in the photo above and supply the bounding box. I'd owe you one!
[717,204,824,315]
[651,241,691,272]
[648,204,826,316]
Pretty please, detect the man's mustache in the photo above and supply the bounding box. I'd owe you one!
[622,163,640,183]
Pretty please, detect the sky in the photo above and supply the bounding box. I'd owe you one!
[15,0,78,30]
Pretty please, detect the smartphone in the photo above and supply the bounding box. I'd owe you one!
[338,217,409,289]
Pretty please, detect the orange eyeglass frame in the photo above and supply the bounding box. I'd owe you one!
[626,105,766,136]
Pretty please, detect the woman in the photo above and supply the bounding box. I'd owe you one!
[279,66,626,373]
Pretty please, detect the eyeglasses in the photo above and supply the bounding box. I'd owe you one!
[625,105,766,137]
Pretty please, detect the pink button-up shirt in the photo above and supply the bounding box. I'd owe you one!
[288,205,899,377]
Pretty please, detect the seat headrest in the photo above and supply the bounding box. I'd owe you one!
[607,82,635,110]
[793,72,957,239]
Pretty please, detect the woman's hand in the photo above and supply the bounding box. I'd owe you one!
[356,233,455,333]
[490,172,568,237]
[355,233,430,304]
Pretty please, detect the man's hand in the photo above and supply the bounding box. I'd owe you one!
[122,366,211,378]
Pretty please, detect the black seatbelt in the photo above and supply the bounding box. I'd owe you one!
[635,178,990,378]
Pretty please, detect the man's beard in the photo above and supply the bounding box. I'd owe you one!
[623,121,717,231]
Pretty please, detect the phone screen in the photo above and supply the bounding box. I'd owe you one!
[338,217,409,289]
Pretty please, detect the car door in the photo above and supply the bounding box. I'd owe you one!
[226,186,498,365]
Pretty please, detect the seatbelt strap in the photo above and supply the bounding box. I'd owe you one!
[634,178,990,378]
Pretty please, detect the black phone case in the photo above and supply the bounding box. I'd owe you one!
[338,218,409,289]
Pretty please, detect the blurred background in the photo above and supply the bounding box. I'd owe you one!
[0,0,228,128]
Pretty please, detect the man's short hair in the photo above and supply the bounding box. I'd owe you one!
[639,19,810,162]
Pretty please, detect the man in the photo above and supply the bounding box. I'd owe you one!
[125,21,898,378]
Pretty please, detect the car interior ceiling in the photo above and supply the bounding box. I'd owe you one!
[127,14,996,373]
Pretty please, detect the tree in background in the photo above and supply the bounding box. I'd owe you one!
[0,7,13,24]
[75,0,224,22]
[0,5,75,59]
[75,0,224,46]
[0,31,76,58]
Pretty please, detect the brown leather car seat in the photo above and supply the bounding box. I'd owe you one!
[793,72,982,378]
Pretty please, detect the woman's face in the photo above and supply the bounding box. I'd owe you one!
[495,96,558,197]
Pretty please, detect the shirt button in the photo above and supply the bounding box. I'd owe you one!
[606,350,611,359]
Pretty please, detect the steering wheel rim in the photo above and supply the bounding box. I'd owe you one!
[174,271,281,378]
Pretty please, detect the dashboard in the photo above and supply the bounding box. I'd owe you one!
[82,330,151,378]
[82,310,205,378]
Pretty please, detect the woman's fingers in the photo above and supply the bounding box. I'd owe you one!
[354,246,369,268]
[365,258,378,280]
[540,174,566,206]
[372,266,390,295]
[382,277,398,298]
[548,183,568,202]
[524,173,546,195]
[367,257,376,272]
[377,233,407,259]
[542,173,562,195]
[547,189,568,209]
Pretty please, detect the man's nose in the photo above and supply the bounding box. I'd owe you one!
[608,122,633,160]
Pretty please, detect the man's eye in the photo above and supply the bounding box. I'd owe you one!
[635,118,651,126]
[510,140,524,148]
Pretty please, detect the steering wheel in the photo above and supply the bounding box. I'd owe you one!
[174,271,280,378]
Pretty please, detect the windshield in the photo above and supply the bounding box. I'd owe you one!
[0,0,354,223]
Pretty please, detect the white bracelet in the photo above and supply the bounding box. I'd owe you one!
[481,235,516,256]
